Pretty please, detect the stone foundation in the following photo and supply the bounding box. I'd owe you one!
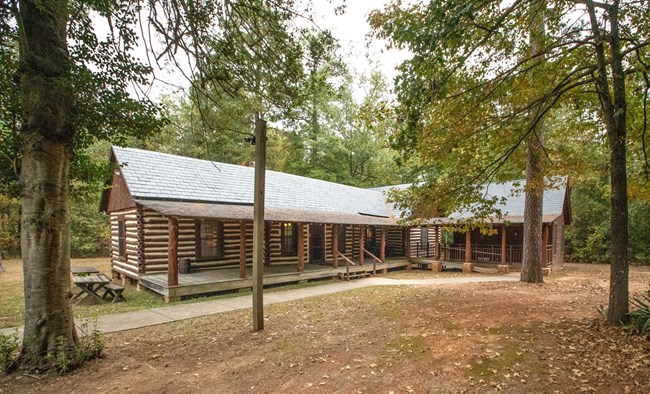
[462,262,474,273]
[542,267,551,277]
[497,264,510,273]
[431,261,442,272]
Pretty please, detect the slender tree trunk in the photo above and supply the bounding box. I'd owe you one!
[520,0,546,284]
[18,0,79,367]
[585,0,629,325]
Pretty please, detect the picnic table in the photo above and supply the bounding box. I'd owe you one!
[70,266,100,276]
[72,273,111,305]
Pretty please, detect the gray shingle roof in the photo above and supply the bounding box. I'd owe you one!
[372,178,569,224]
[112,146,394,223]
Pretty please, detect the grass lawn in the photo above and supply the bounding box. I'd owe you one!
[0,257,333,330]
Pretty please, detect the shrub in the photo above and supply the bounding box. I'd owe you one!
[628,287,650,336]
[0,332,20,374]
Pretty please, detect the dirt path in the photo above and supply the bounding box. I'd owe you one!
[2,264,650,393]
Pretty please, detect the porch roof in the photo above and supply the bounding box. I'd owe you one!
[374,178,570,225]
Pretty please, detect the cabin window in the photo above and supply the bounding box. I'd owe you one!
[117,218,126,258]
[280,222,298,256]
[196,219,224,259]
[366,226,377,248]
[337,224,346,253]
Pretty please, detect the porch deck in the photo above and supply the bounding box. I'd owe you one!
[140,258,412,299]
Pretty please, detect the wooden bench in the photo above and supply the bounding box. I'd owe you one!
[102,283,127,303]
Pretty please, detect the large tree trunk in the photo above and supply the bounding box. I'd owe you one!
[585,1,629,326]
[18,0,79,367]
[520,0,545,284]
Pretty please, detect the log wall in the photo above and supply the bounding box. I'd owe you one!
[407,226,438,257]
[386,227,404,256]
[110,207,141,280]
[324,224,358,262]
[551,217,565,269]
[265,222,309,266]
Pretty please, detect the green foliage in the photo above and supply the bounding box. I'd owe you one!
[0,332,19,374]
[628,288,650,336]
[47,321,104,374]
[369,0,650,228]
[48,336,73,374]
[0,194,19,257]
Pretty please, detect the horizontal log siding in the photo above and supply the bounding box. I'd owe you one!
[266,222,308,266]
[407,226,437,257]
[141,208,195,273]
[324,224,355,262]
[386,227,404,256]
[552,217,565,269]
[141,209,260,272]
[110,208,140,279]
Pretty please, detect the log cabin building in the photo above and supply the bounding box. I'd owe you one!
[374,180,571,272]
[100,147,570,299]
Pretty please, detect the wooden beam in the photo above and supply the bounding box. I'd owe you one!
[332,224,339,268]
[252,114,266,331]
[434,225,440,260]
[465,230,471,264]
[239,221,247,279]
[297,223,304,272]
[380,226,386,262]
[501,225,507,264]
[167,216,179,287]
[359,225,365,265]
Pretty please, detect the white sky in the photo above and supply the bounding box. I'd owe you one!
[139,1,411,102]
[310,0,410,89]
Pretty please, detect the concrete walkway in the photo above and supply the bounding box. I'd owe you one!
[1,274,519,338]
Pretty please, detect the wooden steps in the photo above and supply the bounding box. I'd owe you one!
[338,271,372,280]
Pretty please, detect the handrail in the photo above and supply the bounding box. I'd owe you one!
[363,247,382,276]
[337,251,356,281]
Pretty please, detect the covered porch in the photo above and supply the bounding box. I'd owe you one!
[140,258,411,300]
[409,222,561,271]
[154,207,409,301]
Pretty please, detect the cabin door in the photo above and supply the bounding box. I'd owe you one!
[310,224,325,264]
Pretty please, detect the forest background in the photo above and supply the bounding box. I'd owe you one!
[1,2,649,265]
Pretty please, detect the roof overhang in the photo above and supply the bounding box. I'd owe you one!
[426,213,563,226]
[136,200,397,226]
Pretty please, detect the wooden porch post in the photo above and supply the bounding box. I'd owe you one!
[380,226,386,262]
[405,228,412,261]
[252,113,266,331]
[332,224,339,268]
[464,230,473,273]
[498,224,509,273]
[167,216,179,287]
[542,224,549,268]
[359,225,365,265]
[297,223,305,272]
[263,222,271,266]
[434,225,440,260]
[431,225,442,272]
[239,221,247,278]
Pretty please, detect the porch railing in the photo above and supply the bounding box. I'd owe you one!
[415,242,435,258]
[440,244,526,264]
[363,247,382,276]
[336,251,356,281]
